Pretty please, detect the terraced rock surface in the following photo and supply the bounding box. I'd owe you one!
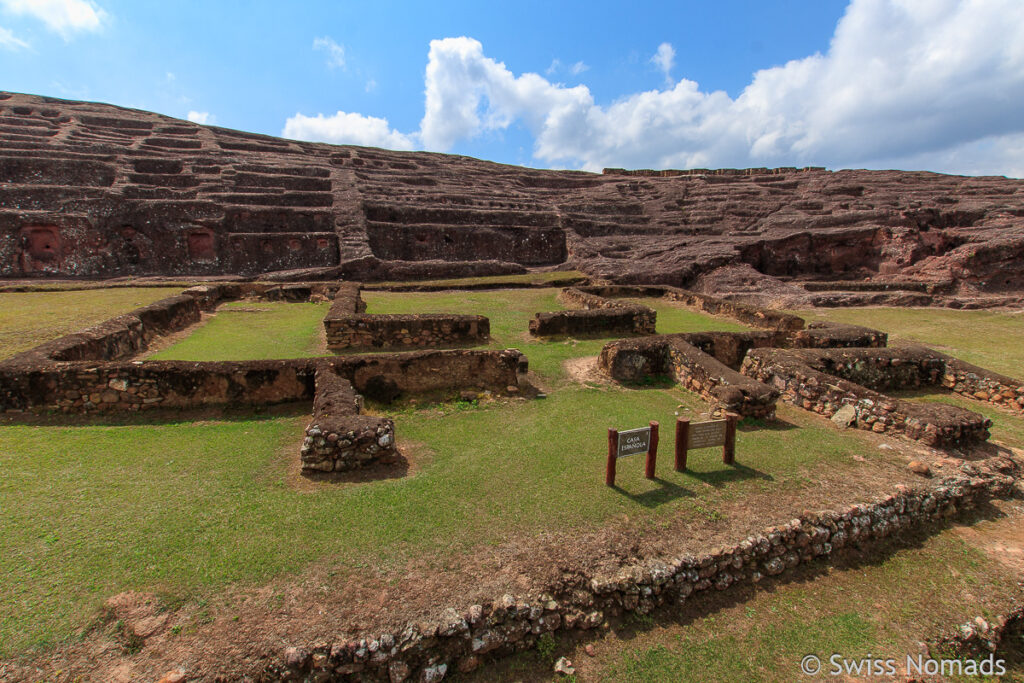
[2,91,1023,300]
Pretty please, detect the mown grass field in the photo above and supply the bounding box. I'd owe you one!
[1,290,883,657]
[2,291,1022,668]
[150,300,330,361]
[0,287,183,360]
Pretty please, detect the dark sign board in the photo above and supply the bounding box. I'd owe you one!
[687,419,727,449]
[617,427,651,458]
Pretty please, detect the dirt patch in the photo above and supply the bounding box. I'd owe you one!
[563,355,613,388]
[953,499,1024,573]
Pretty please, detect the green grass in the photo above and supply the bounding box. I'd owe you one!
[0,287,183,360]
[150,301,329,361]
[361,288,745,384]
[795,307,1024,379]
[366,269,585,289]
[621,298,749,334]
[0,388,879,656]
[594,530,1016,683]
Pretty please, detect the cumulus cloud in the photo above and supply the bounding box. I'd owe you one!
[313,36,345,69]
[187,111,213,125]
[1,0,105,38]
[0,24,28,48]
[285,0,1024,177]
[650,42,675,84]
[282,111,415,150]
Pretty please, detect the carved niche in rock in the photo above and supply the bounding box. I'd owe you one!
[18,225,62,273]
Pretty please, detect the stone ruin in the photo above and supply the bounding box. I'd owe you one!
[2,91,1024,311]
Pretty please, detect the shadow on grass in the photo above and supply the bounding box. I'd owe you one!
[612,476,696,508]
[742,416,799,432]
[684,462,774,489]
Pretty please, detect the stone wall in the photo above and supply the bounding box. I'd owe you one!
[324,283,490,350]
[597,323,882,418]
[0,349,527,415]
[741,347,991,447]
[666,339,779,418]
[598,334,780,418]
[333,349,527,399]
[942,357,1024,413]
[301,365,396,473]
[0,359,318,413]
[528,288,656,337]
[5,294,202,365]
[270,466,1018,682]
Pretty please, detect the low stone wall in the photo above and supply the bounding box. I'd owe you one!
[0,359,318,413]
[666,339,779,418]
[270,467,1018,681]
[942,357,1024,413]
[530,284,802,338]
[661,288,804,331]
[528,288,655,337]
[5,294,202,365]
[597,323,882,418]
[301,365,396,473]
[789,321,887,349]
[598,334,779,417]
[324,283,490,350]
[741,348,991,447]
[333,349,527,399]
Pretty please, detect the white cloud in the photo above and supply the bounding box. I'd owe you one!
[651,42,675,84]
[365,78,377,93]
[569,61,588,76]
[0,24,28,48]
[313,36,345,69]
[545,59,561,76]
[284,1,1024,177]
[1,0,105,38]
[187,111,214,125]
[282,111,415,150]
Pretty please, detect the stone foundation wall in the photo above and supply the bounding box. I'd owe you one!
[324,283,490,350]
[666,339,779,418]
[271,467,1018,682]
[301,365,396,473]
[598,323,882,418]
[0,359,318,413]
[333,349,527,399]
[741,348,991,447]
[6,294,202,365]
[0,349,526,415]
[528,288,655,337]
[530,285,802,338]
[942,357,1024,413]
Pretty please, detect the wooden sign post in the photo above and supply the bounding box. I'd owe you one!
[674,413,738,471]
[606,421,659,486]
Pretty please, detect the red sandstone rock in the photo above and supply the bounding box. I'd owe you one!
[1,92,1023,296]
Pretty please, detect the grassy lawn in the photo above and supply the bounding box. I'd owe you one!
[530,523,1021,683]
[4,290,1021,667]
[365,270,585,290]
[0,287,183,360]
[621,298,749,335]
[795,307,1024,379]
[150,301,329,361]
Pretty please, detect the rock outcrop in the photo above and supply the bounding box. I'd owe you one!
[2,91,1023,297]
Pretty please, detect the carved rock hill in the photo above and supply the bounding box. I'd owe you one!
[2,91,1022,295]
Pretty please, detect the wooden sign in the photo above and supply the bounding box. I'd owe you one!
[687,420,727,449]
[617,427,651,458]
[675,414,738,472]
[606,421,659,486]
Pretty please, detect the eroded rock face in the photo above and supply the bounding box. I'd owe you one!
[1,91,1022,291]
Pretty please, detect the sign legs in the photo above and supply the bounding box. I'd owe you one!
[675,417,690,472]
[606,428,618,487]
[645,420,659,479]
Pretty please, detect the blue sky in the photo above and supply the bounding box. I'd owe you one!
[2,0,1023,176]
